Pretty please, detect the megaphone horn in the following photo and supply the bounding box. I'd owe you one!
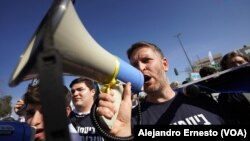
[9,0,144,93]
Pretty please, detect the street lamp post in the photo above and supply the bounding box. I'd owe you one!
[175,33,193,72]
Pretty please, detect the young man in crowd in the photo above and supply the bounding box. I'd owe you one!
[15,83,81,141]
[69,77,103,141]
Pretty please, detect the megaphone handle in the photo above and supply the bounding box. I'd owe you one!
[98,83,123,129]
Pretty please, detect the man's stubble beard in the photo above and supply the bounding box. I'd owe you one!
[144,72,167,97]
[144,80,164,97]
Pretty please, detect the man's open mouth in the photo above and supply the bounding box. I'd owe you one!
[36,128,44,134]
[144,75,151,83]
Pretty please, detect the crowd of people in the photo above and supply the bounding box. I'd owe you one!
[14,78,103,141]
[196,52,250,124]
[217,52,250,124]
[12,42,250,141]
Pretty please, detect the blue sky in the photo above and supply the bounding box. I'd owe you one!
[1,0,250,118]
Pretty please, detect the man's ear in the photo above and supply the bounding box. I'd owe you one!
[91,89,96,97]
[162,57,169,71]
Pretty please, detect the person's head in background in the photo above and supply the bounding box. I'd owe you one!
[199,66,218,78]
[24,85,72,141]
[69,77,96,113]
[220,52,250,71]
[170,81,179,90]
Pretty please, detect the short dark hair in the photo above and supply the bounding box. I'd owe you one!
[127,41,164,59]
[69,77,96,90]
[199,66,217,78]
[24,86,40,105]
[24,85,72,107]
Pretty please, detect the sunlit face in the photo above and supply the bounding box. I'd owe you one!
[230,56,248,67]
[129,47,169,94]
[25,104,45,141]
[71,82,95,109]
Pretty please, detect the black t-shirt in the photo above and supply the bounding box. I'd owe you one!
[132,92,225,125]
[218,92,250,124]
[69,111,104,141]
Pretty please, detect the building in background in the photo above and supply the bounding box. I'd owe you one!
[192,45,250,73]
[235,45,250,58]
[192,53,223,72]
[175,44,250,83]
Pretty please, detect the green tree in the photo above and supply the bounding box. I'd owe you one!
[0,95,12,118]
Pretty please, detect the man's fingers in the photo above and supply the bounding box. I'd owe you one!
[123,82,132,102]
[98,100,116,113]
[99,93,115,103]
[96,107,115,119]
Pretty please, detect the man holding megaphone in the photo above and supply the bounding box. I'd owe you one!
[7,1,227,140]
[96,41,226,139]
